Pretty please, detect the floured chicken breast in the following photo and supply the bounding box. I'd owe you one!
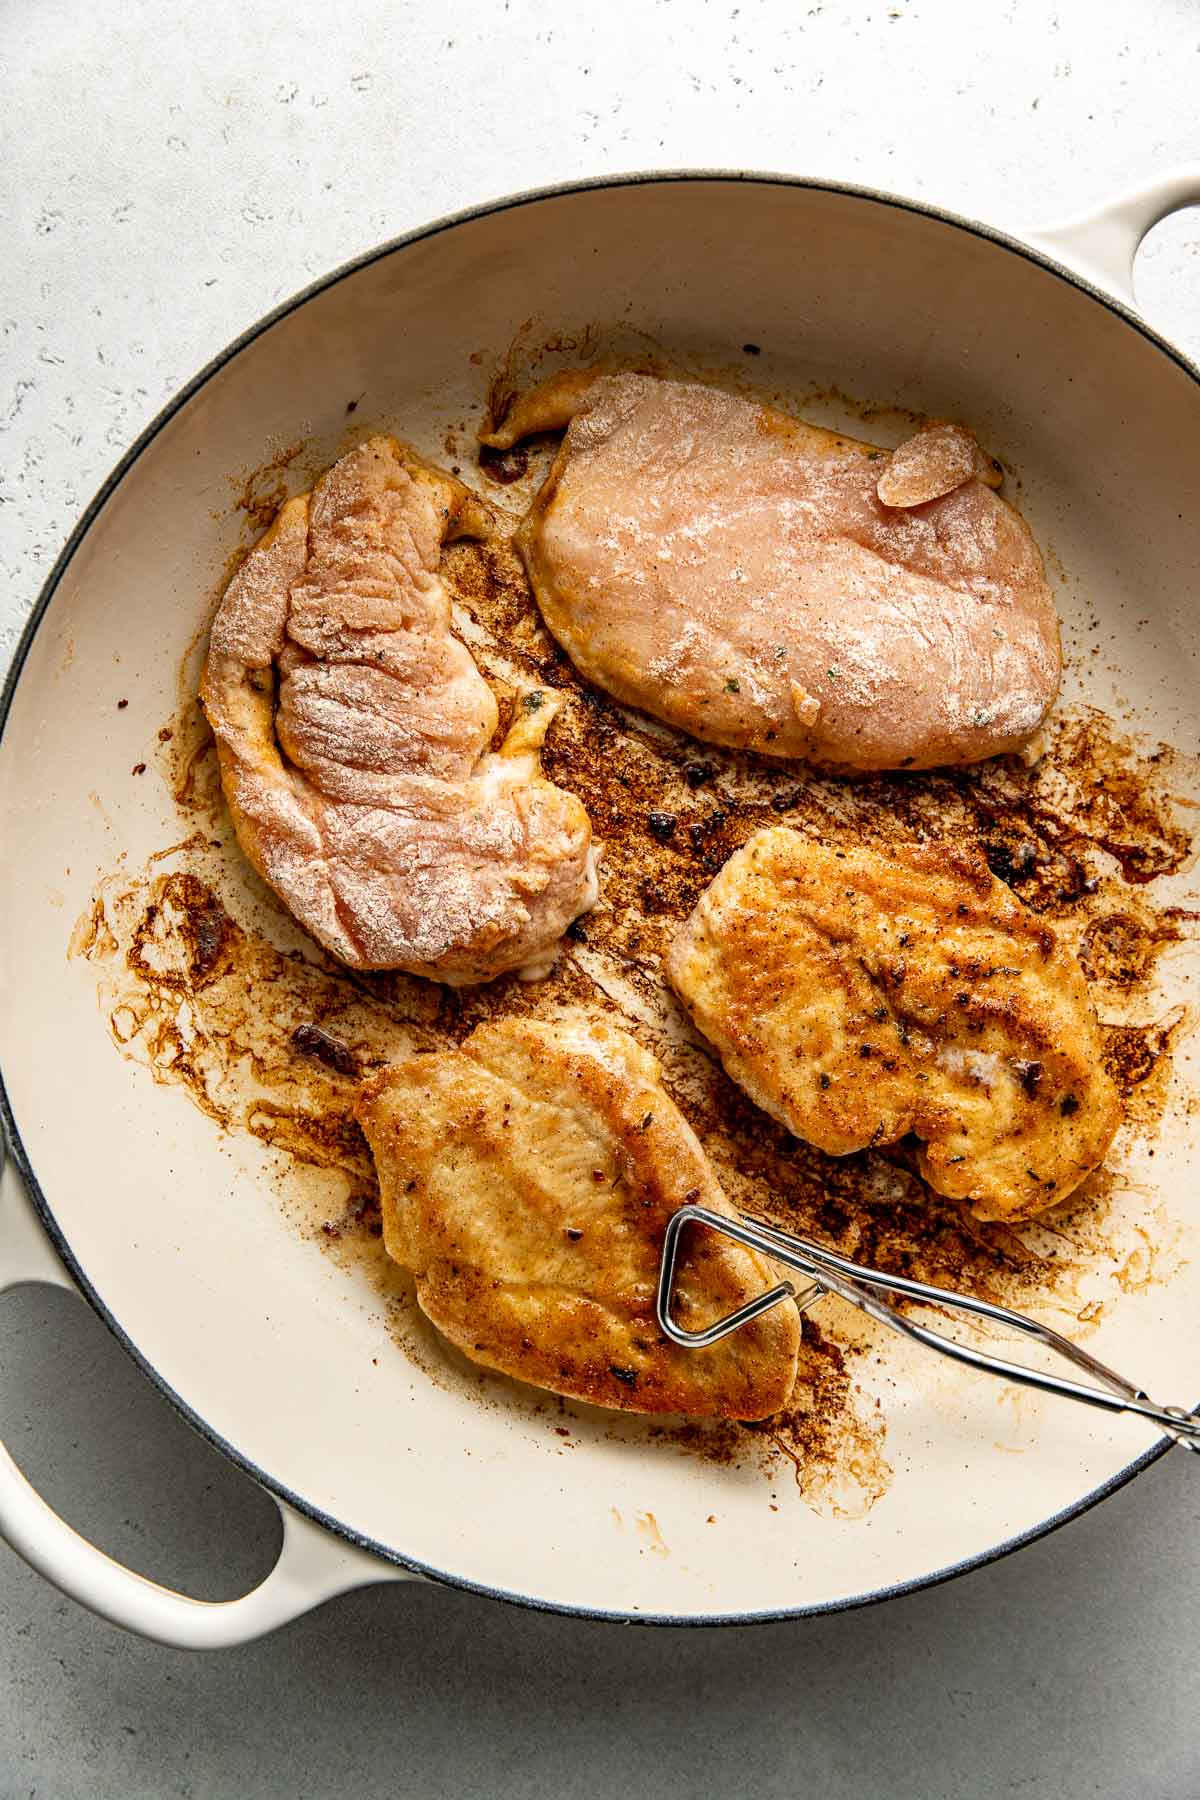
[201,437,594,984]
[667,829,1121,1222]
[357,1016,801,1418]
[485,371,1061,771]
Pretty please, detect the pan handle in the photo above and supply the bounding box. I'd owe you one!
[1028,167,1200,307]
[0,1153,418,1648]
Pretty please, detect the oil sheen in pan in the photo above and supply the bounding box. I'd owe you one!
[70,386,1200,1520]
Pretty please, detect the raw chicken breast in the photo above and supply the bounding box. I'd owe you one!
[486,371,1061,771]
[201,437,594,984]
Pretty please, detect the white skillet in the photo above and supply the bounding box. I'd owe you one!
[1,170,1199,1645]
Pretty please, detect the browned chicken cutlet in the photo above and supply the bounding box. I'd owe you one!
[667,829,1122,1222]
[201,437,594,984]
[357,1015,801,1418]
[485,370,1061,771]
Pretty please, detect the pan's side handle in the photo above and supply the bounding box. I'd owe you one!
[0,1153,419,1648]
[1028,167,1200,306]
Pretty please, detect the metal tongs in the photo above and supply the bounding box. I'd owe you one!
[657,1206,1200,1453]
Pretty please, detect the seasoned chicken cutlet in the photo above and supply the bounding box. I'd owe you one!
[357,1016,801,1418]
[485,371,1060,771]
[201,437,594,984]
[667,829,1121,1222]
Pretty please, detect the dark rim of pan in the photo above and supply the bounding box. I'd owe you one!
[1,170,1195,1629]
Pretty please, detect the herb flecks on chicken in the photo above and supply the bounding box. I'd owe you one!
[488,372,1059,772]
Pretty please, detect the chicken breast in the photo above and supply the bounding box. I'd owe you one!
[201,437,595,984]
[357,1016,801,1418]
[485,371,1061,771]
[667,829,1121,1222]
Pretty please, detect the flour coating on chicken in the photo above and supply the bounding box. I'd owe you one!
[201,438,594,984]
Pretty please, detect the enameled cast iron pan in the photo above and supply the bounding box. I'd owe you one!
[2,170,1200,1645]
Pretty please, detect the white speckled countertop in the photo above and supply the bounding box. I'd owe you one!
[3,3,1200,1795]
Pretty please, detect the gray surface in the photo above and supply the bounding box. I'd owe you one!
[3,1,1200,1794]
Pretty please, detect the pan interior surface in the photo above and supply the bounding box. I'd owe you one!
[2,178,1198,1622]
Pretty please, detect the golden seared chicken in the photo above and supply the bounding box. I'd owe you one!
[201,438,594,984]
[485,371,1060,771]
[357,1016,800,1418]
[667,829,1121,1222]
